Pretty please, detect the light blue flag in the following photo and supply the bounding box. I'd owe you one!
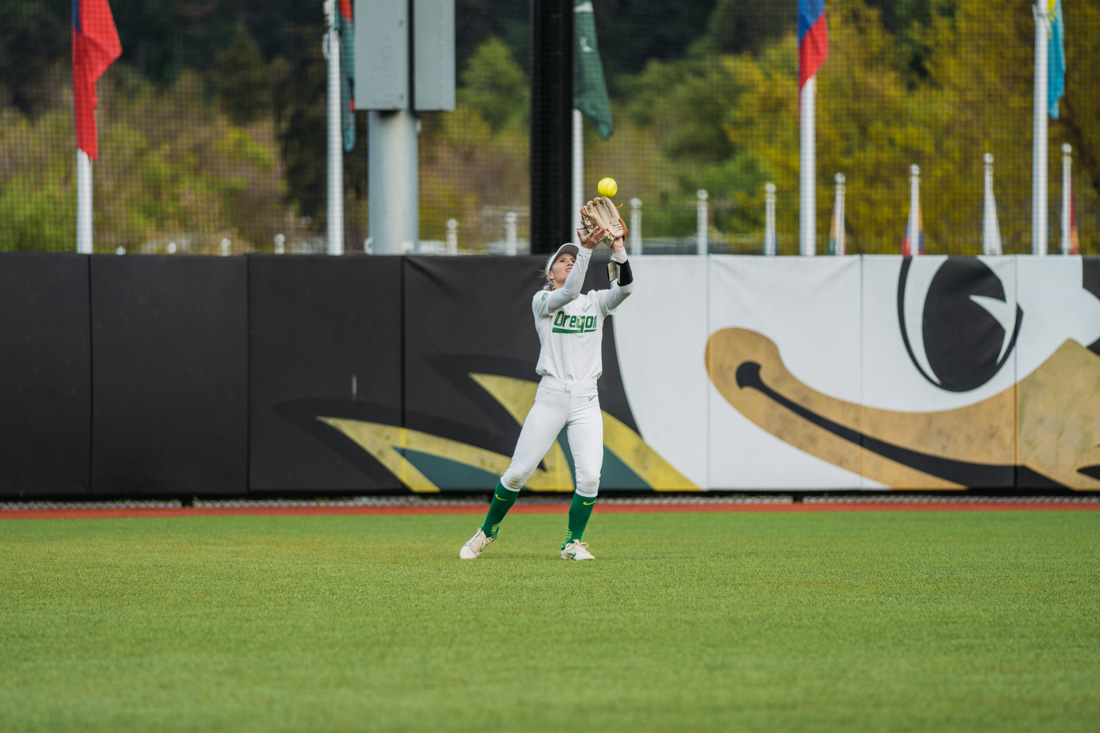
[1048,0,1065,119]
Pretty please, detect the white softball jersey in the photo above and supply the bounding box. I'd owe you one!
[498,246,632,496]
[532,247,632,383]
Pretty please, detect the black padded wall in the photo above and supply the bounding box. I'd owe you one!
[90,256,248,495]
[248,255,404,491]
[0,254,91,497]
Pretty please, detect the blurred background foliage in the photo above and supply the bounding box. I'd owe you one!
[0,0,1096,254]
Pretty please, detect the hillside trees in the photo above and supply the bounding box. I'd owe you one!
[0,69,288,253]
[618,0,1097,253]
[0,0,1096,253]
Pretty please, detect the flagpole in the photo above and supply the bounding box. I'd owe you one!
[832,173,845,255]
[1032,2,1049,256]
[77,150,93,254]
[983,153,1003,256]
[572,109,583,244]
[764,183,777,256]
[324,0,344,255]
[907,165,920,255]
[799,76,816,256]
[1061,143,1072,255]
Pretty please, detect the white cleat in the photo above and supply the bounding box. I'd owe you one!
[561,541,595,561]
[459,528,493,559]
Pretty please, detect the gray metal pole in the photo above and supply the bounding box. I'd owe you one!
[764,183,777,256]
[368,110,419,254]
[325,11,344,256]
[629,197,642,256]
[799,77,816,256]
[696,189,708,256]
[77,151,92,253]
[833,173,845,255]
[907,165,921,255]
[1061,144,1072,255]
[983,153,1003,256]
[1032,2,1049,256]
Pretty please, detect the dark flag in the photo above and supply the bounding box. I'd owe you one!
[573,1,613,140]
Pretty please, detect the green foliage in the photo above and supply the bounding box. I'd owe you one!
[0,175,75,252]
[0,0,69,116]
[272,33,368,247]
[618,0,1099,254]
[107,0,322,84]
[0,109,74,252]
[216,23,273,126]
[458,38,529,134]
[2,0,1099,254]
[592,0,720,78]
[419,104,530,246]
[693,1,789,58]
[454,0,531,74]
[1056,1,1100,214]
[0,70,289,253]
[416,38,532,247]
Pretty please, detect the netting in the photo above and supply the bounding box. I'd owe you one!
[1,0,1096,255]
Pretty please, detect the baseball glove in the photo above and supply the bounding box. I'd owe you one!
[579,196,628,244]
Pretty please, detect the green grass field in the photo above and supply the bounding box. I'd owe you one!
[2,511,1099,732]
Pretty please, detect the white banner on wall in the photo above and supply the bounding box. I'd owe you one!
[613,255,1100,491]
[613,257,710,489]
[1013,256,1100,489]
[704,256,865,490]
[616,256,866,490]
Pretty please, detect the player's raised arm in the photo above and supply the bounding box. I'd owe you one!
[534,228,604,317]
[598,236,633,314]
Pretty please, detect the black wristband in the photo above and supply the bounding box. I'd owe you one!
[617,259,633,286]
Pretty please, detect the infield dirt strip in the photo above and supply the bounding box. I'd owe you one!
[2,499,1098,520]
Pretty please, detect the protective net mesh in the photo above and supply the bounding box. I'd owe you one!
[1,0,1096,255]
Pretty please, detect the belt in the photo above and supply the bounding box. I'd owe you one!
[539,376,598,392]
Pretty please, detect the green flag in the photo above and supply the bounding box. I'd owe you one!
[574,0,613,140]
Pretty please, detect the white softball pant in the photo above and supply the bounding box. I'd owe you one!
[500,376,603,498]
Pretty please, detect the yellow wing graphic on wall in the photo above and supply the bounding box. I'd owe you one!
[318,373,697,493]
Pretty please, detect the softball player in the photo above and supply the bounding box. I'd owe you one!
[460,225,634,560]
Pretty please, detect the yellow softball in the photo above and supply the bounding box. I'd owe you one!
[597,177,618,198]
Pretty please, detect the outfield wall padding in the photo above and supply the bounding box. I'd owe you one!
[0,254,92,496]
[385,255,647,492]
[1,254,1098,498]
[248,255,404,491]
[89,256,248,495]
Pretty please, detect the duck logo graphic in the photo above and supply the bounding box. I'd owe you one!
[702,257,1100,490]
[898,258,1022,392]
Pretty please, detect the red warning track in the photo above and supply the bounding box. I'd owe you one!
[1,501,1098,520]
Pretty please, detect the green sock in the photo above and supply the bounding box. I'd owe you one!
[563,493,597,548]
[481,482,518,538]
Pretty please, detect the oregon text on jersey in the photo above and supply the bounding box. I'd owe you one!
[552,311,598,334]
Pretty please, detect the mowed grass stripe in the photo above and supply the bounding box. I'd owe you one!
[1,512,1098,732]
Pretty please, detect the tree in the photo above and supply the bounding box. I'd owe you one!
[272,33,367,241]
[0,0,69,116]
[1056,0,1100,234]
[692,1,789,58]
[592,0,719,80]
[216,23,272,125]
[457,38,529,134]
[921,0,1098,253]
